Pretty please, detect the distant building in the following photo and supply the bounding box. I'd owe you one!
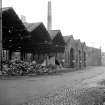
[64,35,76,68]
[101,52,105,66]
[63,35,87,69]
[86,47,102,66]
[81,42,87,68]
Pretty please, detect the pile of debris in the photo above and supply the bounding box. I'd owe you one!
[1,60,57,76]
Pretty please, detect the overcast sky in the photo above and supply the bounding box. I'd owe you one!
[2,0,105,52]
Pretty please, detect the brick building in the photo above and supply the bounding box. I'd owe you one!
[102,52,105,66]
[86,47,102,66]
[64,35,87,69]
[64,35,76,68]
[48,30,65,63]
[81,42,87,68]
[1,7,102,70]
[23,22,52,63]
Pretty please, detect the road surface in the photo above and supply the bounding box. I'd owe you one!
[0,66,105,105]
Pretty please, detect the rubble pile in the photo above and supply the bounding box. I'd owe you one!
[2,60,57,76]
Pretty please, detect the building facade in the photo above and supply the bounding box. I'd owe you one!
[64,36,87,69]
[64,35,76,68]
[86,47,102,66]
[102,52,105,66]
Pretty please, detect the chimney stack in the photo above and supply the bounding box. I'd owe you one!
[47,0,52,30]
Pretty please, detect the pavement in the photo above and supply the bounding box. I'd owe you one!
[0,66,105,105]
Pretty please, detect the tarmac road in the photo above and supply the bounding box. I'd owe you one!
[0,66,105,105]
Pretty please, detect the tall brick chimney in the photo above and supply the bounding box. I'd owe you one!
[47,0,52,30]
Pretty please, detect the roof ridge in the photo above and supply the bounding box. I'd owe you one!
[24,22,42,32]
[48,30,60,39]
[2,7,13,12]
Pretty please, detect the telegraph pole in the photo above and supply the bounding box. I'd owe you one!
[0,6,2,71]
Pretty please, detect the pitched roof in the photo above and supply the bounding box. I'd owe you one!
[48,30,60,40]
[75,39,80,44]
[74,39,82,49]
[81,42,86,47]
[81,42,87,51]
[23,22,52,46]
[63,36,70,42]
[2,7,12,12]
[2,7,26,29]
[48,30,65,47]
[63,35,73,42]
[2,7,29,50]
[48,30,65,52]
[24,22,42,32]
[87,46,100,51]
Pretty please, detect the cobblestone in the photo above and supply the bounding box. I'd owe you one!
[21,87,105,105]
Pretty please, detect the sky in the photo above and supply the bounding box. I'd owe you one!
[2,0,105,52]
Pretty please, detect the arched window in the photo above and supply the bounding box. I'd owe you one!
[79,50,81,68]
[84,52,86,67]
[70,48,75,68]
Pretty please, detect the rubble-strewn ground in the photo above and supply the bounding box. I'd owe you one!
[0,66,105,105]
